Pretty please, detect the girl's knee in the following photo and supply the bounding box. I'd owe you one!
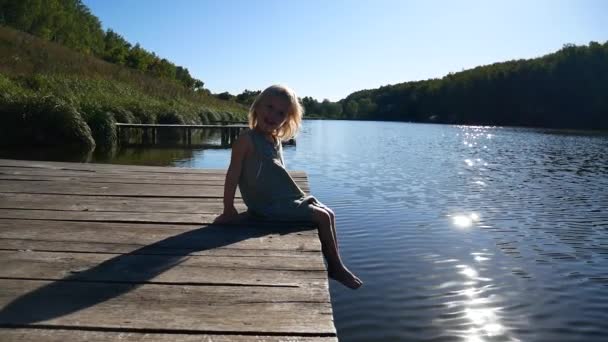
[311,206,331,225]
[326,207,335,220]
[313,201,334,218]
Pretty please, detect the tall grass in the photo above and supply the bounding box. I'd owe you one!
[0,26,247,149]
[0,92,95,149]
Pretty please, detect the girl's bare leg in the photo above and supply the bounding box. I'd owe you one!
[322,208,346,280]
[314,203,340,253]
[311,206,362,289]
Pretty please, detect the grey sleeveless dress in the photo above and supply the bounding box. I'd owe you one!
[239,129,321,221]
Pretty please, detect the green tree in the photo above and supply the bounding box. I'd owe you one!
[215,92,235,101]
[357,98,377,119]
[126,44,153,71]
[344,100,359,119]
[103,29,131,65]
[236,89,261,106]
[148,57,177,79]
[301,96,320,116]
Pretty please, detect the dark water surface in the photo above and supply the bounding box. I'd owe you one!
[3,121,608,341]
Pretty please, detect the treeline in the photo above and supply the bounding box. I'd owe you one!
[0,0,203,90]
[218,41,608,129]
[214,89,261,107]
[334,41,608,129]
[301,97,344,118]
[214,90,340,118]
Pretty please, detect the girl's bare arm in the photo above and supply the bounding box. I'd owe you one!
[219,134,251,220]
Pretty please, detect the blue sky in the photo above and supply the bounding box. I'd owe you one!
[83,0,608,101]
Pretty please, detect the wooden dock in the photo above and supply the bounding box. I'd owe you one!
[116,123,249,146]
[0,159,337,341]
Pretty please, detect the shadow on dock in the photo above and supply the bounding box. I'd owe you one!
[0,217,314,325]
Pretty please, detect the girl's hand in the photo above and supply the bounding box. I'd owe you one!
[215,206,239,223]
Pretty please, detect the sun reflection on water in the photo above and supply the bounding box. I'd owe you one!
[459,265,479,278]
[434,246,518,341]
[452,213,480,228]
[444,258,518,341]
[474,255,490,262]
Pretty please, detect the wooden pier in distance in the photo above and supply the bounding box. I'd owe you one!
[116,123,296,147]
[116,123,249,146]
[0,159,336,341]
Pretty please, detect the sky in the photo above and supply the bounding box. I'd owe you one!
[83,0,608,101]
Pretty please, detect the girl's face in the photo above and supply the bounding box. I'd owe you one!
[256,94,291,135]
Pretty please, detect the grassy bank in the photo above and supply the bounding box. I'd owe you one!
[0,26,247,149]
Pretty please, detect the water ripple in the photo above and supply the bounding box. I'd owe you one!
[287,122,608,342]
[127,121,608,342]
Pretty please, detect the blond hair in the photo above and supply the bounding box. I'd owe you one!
[248,84,304,141]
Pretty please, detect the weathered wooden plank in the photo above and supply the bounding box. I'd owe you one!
[0,209,317,225]
[0,166,308,182]
[0,239,320,257]
[0,159,307,177]
[0,329,337,342]
[0,250,327,284]
[0,251,326,289]
[0,250,326,287]
[0,181,309,198]
[0,175,306,187]
[0,328,338,341]
[0,175,242,186]
[0,193,249,213]
[0,208,222,224]
[0,219,320,252]
[0,279,335,334]
[0,180,232,198]
[0,159,226,174]
[0,167,230,182]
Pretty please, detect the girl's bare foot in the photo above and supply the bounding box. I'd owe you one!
[328,266,363,289]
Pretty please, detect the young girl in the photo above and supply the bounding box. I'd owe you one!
[217,84,362,289]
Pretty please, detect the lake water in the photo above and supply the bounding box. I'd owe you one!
[3,120,608,341]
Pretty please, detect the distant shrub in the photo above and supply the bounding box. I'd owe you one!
[198,109,217,125]
[128,104,155,123]
[0,95,95,149]
[198,109,213,124]
[206,110,221,123]
[157,109,184,124]
[0,74,31,97]
[221,111,235,121]
[108,107,135,123]
[22,74,44,91]
[215,92,235,101]
[82,108,117,149]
